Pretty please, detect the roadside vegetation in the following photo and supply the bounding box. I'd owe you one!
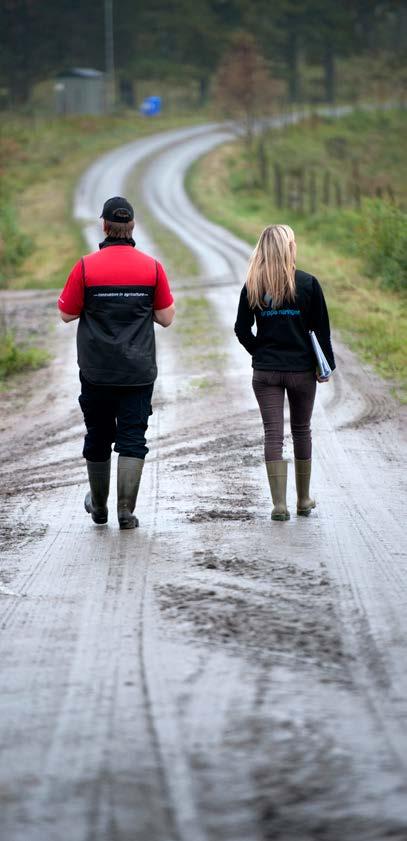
[1,1,405,387]
[0,111,206,291]
[174,295,226,390]
[0,110,205,382]
[0,332,48,383]
[126,163,199,279]
[187,109,407,399]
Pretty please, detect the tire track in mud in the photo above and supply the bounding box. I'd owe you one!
[0,129,221,841]
[40,120,405,840]
[72,135,251,840]
[1,120,407,841]
[158,557,348,677]
[0,419,187,841]
[2,125,256,841]
[139,126,407,836]
[329,345,397,431]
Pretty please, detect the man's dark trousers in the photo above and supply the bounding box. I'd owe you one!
[79,373,153,462]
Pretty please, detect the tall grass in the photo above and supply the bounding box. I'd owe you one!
[0,204,32,285]
[0,110,207,290]
[186,110,407,399]
[230,108,407,293]
[358,200,406,293]
[0,332,48,380]
[302,200,407,293]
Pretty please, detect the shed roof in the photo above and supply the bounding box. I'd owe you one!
[57,67,104,79]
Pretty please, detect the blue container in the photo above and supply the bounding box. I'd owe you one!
[139,96,162,116]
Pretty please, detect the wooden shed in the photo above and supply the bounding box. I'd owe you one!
[54,68,106,115]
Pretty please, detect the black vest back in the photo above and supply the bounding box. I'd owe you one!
[77,244,159,386]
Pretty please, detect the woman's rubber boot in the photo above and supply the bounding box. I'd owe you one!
[84,458,111,524]
[117,456,144,530]
[266,460,290,521]
[295,458,316,516]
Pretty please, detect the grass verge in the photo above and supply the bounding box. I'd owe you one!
[0,333,49,382]
[126,159,199,279]
[186,109,407,400]
[0,109,207,385]
[175,295,226,386]
[0,110,207,291]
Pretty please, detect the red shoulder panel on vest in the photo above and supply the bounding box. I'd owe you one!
[83,247,157,288]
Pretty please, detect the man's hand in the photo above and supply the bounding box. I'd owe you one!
[316,372,330,383]
[154,303,175,328]
[59,311,80,322]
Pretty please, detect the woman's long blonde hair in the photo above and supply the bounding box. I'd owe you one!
[246,224,296,309]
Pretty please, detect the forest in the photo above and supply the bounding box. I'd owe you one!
[1,0,406,108]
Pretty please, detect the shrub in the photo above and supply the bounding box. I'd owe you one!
[302,200,406,294]
[0,332,48,379]
[302,207,362,256]
[0,201,32,288]
[357,200,407,293]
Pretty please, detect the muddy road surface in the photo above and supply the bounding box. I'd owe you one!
[1,124,407,841]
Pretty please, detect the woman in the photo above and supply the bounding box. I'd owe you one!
[234,224,335,521]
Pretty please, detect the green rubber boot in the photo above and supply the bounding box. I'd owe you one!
[117,456,144,530]
[266,460,290,521]
[295,458,316,516]
[84,458,111,524]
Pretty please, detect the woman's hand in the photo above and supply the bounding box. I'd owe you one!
[316,372,330,382]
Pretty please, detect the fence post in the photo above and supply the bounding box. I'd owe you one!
[257,138,268,189]
[309,171,317,214]
[351,160,361,209]
[298,168,305,214]
[274,163,284,209]
[323,170,331,206]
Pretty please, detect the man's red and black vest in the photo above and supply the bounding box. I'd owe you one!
[77,241,159,387]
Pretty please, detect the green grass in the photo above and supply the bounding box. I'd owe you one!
[197,109,407,292]
[176,294,220,346]
[174,295,225,376]
[0,110,208,290]
[0,108,207,383]
[186,109,407,400]
[0,111,210,383]
[247,109,406,203]
[188,376,217,392]
[126,161,199,278]
[0,333,49,381]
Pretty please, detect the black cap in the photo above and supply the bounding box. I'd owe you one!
[100,196,134,222]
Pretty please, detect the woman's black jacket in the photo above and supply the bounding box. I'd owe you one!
[234,269,335,372]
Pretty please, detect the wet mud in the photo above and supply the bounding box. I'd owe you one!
[0,125,406,841]
[159,560,346,671]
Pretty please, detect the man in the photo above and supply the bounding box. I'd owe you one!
[58,196,175,529]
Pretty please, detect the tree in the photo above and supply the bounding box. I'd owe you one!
[0,0,104,106]
[115,0,227,105]
[0,0,405,110]
[214,31,277,146]
[240,0,310,103]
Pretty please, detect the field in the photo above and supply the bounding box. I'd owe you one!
[1,108,406,396]
[0,111,207,290]
[0,110,205,380]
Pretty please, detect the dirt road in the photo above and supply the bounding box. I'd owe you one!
[1,123,406,841]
